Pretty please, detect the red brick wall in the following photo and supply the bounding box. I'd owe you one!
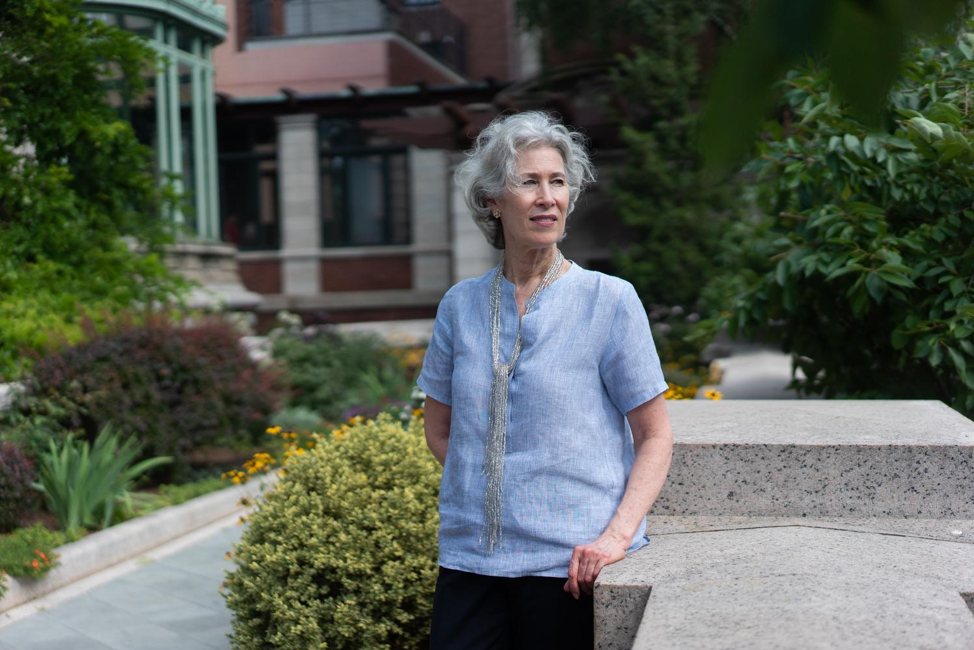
[255,305,437,332]
[442,0,514,81]
[239,259,282,294]
[387,39,459,86]
[320,256,413,291]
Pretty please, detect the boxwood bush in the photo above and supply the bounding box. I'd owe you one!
[225,414,440,650]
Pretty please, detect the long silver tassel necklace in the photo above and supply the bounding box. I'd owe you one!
[482,248,565,554]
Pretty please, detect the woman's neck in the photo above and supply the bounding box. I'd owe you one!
[503,245,559,288]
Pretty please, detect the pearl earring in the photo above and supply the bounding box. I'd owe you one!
[491,209,500,219]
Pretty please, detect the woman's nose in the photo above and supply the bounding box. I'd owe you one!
[536,182,554,205]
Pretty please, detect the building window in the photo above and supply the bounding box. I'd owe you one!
[219,121,280,251]
[321,150,410,247]
[318,121,408,247]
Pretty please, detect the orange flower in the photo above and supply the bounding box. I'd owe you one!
[31,559,40,570]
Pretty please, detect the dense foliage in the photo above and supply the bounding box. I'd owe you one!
[704,27,974,414]
[702,0,971,168]
[519,0,745,308]
[272,329,422,421]
[0,0,184,380]
[0,442,35,532]
[225,414,441,650]
[7,315,281,478]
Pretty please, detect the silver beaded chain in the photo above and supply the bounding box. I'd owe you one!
[481,249,565,554]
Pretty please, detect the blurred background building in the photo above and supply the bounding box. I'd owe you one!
[85,0,633,327]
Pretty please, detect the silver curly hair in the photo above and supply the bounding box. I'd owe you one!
[454,111,597,250]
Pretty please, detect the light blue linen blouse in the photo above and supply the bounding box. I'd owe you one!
[417,261,668,578]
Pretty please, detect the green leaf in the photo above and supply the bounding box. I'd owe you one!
[946,346,967,376]
[950,277,965,296]
[801,102,829,124]
[865,273,887,303]
[826,264,866,281]
[886,155,899,178]
[930,343,944,367]
[908,116,944,141]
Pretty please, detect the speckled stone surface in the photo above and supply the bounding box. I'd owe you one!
[593,402,974,649]
[597,526,974,649]
[656,401,974,518]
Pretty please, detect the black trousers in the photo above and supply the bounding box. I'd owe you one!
[429,566,595,650]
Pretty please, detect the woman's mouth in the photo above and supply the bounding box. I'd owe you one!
[530,215,558,226]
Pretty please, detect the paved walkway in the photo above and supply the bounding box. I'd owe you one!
[0,522,242,650]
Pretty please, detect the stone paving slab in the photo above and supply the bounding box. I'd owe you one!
[0,521,242,650]
[597,524,974,650]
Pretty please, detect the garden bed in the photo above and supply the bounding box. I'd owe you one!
[0,473,275,615]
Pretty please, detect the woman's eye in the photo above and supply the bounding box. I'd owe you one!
[552,178,565,186]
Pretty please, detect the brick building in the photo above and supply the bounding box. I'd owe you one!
[212,0,625,326]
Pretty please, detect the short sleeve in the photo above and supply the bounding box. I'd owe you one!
[599,283,669,415]
[417,292,455,406]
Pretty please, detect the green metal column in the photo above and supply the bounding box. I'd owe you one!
[166,23,185,227]
[191,35,207,237]
[153,20,170,197]
[203,41,220,241]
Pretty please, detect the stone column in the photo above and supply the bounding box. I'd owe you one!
[449,152,500,282]
[409,147,452,290]
[277,114,321,295]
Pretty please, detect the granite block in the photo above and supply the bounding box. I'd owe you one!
[596,525,974,649]
[657,401,974,519]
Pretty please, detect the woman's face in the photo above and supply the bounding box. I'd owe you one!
[491,145,570,252]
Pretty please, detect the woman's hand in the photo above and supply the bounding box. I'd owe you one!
[563,530,629,599]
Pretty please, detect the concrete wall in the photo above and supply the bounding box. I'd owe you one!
[448,152,499,282]
[277,114,321,295]
[409,147,452,290]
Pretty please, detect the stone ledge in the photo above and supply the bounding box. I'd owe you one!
[657,400,974,519]
[595,400,974,649]
[0,474,277,614]
[597,524,974,650]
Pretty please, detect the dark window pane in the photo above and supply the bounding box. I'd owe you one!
[321,150,410,247]
[120,14,155,38]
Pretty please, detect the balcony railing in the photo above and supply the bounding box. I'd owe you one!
[244,0,466,74]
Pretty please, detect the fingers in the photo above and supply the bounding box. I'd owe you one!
[566,547,581,599]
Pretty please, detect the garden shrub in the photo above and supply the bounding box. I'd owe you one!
[698,24,974,416]
[0,524,85,597]
[272,330,421,421]
[225,414,441,650]
[0,442,35,532]
[9,314,282,478]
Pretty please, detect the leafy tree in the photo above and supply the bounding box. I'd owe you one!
[703,26,974,414]
[518,0,746,308]
[0,0,184,380]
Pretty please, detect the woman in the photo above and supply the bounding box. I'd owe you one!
[417,111,674,650]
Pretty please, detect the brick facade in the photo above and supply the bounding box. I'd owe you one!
[320,256,413,292]
[239,259,283,294]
